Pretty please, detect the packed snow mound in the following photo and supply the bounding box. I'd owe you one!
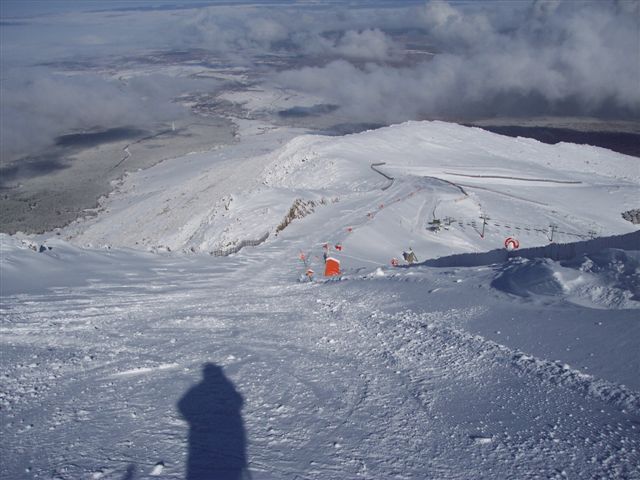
[492,258,565,298]
[492,249,640,309]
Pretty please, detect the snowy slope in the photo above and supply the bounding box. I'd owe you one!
[2,121,639,479]
[62,121,638,269]
[1,233,639,479]
[62,120,309,253]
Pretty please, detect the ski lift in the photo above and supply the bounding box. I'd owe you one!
[428,219,442,232]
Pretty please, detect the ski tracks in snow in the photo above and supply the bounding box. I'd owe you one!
[310,280,640,479]
[1,252,639,478]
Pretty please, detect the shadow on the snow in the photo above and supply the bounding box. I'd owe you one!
[178,363,249,480]
[121,464,136,480]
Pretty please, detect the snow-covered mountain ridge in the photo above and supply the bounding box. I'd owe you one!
[60,120,638,268]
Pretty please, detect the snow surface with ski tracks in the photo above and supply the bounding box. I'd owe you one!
[2,121,639,479]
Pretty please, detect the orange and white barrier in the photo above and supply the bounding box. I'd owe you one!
[504,237,520,250]
[324,257,341,277]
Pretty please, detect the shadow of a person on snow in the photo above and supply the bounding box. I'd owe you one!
[120,464,136,480]
[178,363,249,480]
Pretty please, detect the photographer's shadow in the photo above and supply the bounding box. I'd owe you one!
[178,363,249,480]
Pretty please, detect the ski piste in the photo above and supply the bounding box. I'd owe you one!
[2,120,639,479]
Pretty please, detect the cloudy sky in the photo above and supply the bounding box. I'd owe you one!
[1,0,639,162]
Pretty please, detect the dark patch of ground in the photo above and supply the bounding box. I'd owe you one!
[471,125,640,158]
[55,127,148,148]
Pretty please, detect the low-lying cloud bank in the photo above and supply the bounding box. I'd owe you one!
[275,0,640,123]
[1,0,638,163]
[0,71,220,162]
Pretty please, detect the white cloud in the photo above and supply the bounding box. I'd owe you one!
[0,71,215,162]
[276,0,640,122]
[2,0,638,163]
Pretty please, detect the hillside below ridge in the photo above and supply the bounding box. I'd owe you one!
[58,120,638,268]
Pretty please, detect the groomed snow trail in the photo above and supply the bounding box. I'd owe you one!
[2,241,639,479]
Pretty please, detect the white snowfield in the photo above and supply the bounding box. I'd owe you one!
[63,121,638,260]
[2,121,639,479]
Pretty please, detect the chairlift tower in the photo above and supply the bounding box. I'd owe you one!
[479,214,490,238]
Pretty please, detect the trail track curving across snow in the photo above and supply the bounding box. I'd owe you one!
[443,171,583,184]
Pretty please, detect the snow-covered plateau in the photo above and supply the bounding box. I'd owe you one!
[1,120,639,479]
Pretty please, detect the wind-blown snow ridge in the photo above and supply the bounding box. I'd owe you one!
[355,303,640,416]
[510,352,640,415]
